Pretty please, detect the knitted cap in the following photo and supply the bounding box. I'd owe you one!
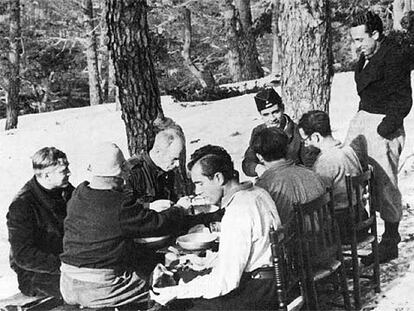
[88,142,126,177]
[254,88,283,112]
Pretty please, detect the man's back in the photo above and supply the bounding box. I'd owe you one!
[255,159,325,224]
[313,143,362,209]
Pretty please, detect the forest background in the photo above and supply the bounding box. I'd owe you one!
[0,0,409,121]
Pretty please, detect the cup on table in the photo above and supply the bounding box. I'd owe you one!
[209,221,221,234]
[165,252,179,267]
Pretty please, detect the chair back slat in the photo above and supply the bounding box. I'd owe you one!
[269,214,304,311]
[345,166,376,234]
[294,190,341,269]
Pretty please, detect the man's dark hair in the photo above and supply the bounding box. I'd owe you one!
[188,145,231,169]
[188,145,237,183]
[251,127,288,162]
[351,11,383,35]
[298,110,332,137]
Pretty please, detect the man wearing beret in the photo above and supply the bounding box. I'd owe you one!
[242,88,311,178]
[346,11,412,264]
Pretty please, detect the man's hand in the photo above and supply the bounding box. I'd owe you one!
[175,196,192,210]
[150,286,178,306]
[149,200,173,212]
[255,164,267,177]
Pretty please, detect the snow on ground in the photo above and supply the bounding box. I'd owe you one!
[0,72,414,306]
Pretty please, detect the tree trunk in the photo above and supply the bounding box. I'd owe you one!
[5,0,20,130]
[98,1,109,102]
[393,0,414,30]
[224,0,264,82]
[83,0,103,106]
[181,7,215,89]
[279,0,333,120]
[271,0,282,75]
[224,0,243,82]
[106,0,162,155]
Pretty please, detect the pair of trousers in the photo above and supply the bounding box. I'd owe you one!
[345,110,405,223]
[60,263,148,309]
[167,273,278,311]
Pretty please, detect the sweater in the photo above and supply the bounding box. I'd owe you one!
[61,182,188,270]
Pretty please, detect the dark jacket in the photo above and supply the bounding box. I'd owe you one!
[355,37,412,138]
[242,114,317,177]
[61,182,218,271]
[6,177,74,297]
[126,152,178,205]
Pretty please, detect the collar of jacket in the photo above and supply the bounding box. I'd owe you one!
[355,36,393,94]
[221,181,253,208]
[130,151,166,178]
[28,176,73,213]
[266,158,295,172]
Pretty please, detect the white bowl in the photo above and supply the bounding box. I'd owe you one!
[176,232,218,250]
[191,204,220,215]
[135,235,170,248]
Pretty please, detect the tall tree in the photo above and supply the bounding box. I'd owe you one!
[224,0,264,82]
[181,7,215,89]
[106,0,162,155]
[279,0,333,119]
[393,0,414,30]
[83,0,103,106]
[5,0,21,130]
[271,0,282,75]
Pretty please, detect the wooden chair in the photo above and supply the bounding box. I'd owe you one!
[294,190,351,311]
[342,167,380,310]
[269,215,305,311]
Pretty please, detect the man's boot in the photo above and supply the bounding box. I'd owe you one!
[361,221,400,266]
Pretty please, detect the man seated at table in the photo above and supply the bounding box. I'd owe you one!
[7,147,73,298]
[151,145,282,310]
[252,127,325,224]
[126,127,185,207]
[242,88,317,178]
[298,110,368,243]
[60,142,201,309]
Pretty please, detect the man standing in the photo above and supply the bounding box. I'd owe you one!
[7,147,73,297]
[346,11,412,264]
[60,142,190,308]
[252,127,325,224]
[242,88,312,178]
[152,145,281,310]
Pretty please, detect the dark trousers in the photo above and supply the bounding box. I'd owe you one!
[169,273,277,311]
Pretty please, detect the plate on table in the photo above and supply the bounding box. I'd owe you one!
[135,235,170,248]
[176,232,218,251]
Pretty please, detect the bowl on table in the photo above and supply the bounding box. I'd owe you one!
[134,235,171,248]
[191,204,219,215]
[176,232,218,251]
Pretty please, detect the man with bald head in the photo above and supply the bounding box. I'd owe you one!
[127,128,184,207]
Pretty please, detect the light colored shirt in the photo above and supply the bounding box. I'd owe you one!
[313,141,362,210]
[170,182,281,299]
